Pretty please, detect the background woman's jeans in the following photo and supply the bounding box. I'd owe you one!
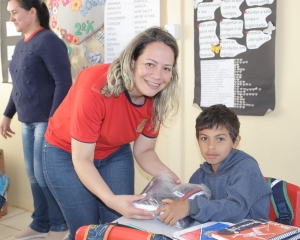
[22,122,67,232]
[43,141,134,240]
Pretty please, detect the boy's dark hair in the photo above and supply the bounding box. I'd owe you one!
[195,104,240,143]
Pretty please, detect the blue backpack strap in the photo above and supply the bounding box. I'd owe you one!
[268,177,294,225]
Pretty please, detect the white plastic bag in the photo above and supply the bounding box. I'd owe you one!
[133,171,211,229]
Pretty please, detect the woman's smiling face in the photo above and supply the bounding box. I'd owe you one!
[130,41,175,98]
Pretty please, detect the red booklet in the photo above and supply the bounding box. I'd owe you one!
[211,219,299,240]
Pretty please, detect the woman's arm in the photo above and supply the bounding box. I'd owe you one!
[133,134,180,183]
[71,138,154,219]
[42,35,72,117]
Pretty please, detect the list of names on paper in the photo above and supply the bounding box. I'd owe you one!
[105,0,159,63]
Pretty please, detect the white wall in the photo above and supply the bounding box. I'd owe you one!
[0,0,299,212]
[136,0,300,191]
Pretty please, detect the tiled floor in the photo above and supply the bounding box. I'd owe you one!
[0,206,44,240]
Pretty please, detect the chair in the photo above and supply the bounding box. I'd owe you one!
[265,177,300,227]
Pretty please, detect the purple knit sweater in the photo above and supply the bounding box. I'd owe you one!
[4,29,72,123]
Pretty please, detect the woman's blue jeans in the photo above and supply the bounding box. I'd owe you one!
[43,141,134,240]
[22,122,67,232]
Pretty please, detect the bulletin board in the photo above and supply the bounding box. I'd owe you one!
[48,0,105,45]
[48,0,160,78]
[193,0,277,116]
[0,0,160,82]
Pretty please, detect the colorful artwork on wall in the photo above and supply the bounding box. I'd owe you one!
[48,0,105,45]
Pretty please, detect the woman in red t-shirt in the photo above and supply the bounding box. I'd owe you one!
[43,27,181,240]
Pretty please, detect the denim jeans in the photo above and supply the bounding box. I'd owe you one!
[43,141,134,240]
[22,122,68,232]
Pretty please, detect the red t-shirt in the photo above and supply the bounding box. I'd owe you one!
[45,64,159,159]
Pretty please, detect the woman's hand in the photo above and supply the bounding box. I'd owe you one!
[167,170,181,184]
[108,193,155,220]
[0,116,15,139]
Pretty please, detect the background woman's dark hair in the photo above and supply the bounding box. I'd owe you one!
[15,0,50,30]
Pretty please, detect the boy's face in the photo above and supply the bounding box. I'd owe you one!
[198,126,240,173]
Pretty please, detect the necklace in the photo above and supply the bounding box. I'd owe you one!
[139,96,145,105]
[130,94,145,105]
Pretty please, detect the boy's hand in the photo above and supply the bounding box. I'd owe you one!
[154,199,189,226]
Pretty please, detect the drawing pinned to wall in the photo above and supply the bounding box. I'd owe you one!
[88,51,104,65]
[67,45,73,56]
[85,33,104,66]
[193,0,277,116]
[71,55,80,69]
[96,30,105,46]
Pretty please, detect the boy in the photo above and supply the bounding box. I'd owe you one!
[154,104,272,226]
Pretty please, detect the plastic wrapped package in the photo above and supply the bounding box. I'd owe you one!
[133,171,211,229]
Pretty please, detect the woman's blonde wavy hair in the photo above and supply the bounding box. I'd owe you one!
[101,27,180,133]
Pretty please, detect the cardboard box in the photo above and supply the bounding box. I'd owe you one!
[0,149,8,216]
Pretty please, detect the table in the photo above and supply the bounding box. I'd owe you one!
[114,216,179,238]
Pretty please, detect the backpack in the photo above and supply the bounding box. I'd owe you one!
[267,177,294,225]
[75,222,172,240]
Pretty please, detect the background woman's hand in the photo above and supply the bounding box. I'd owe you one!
[108,194,155,220]
[0,116,15,139]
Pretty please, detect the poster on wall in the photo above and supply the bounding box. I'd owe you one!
[193,0,277,116]
[104,0,160,63]
[46,0,159,78]
[0,1,23,83]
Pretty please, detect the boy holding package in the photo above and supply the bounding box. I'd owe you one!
[155,104,272,226]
